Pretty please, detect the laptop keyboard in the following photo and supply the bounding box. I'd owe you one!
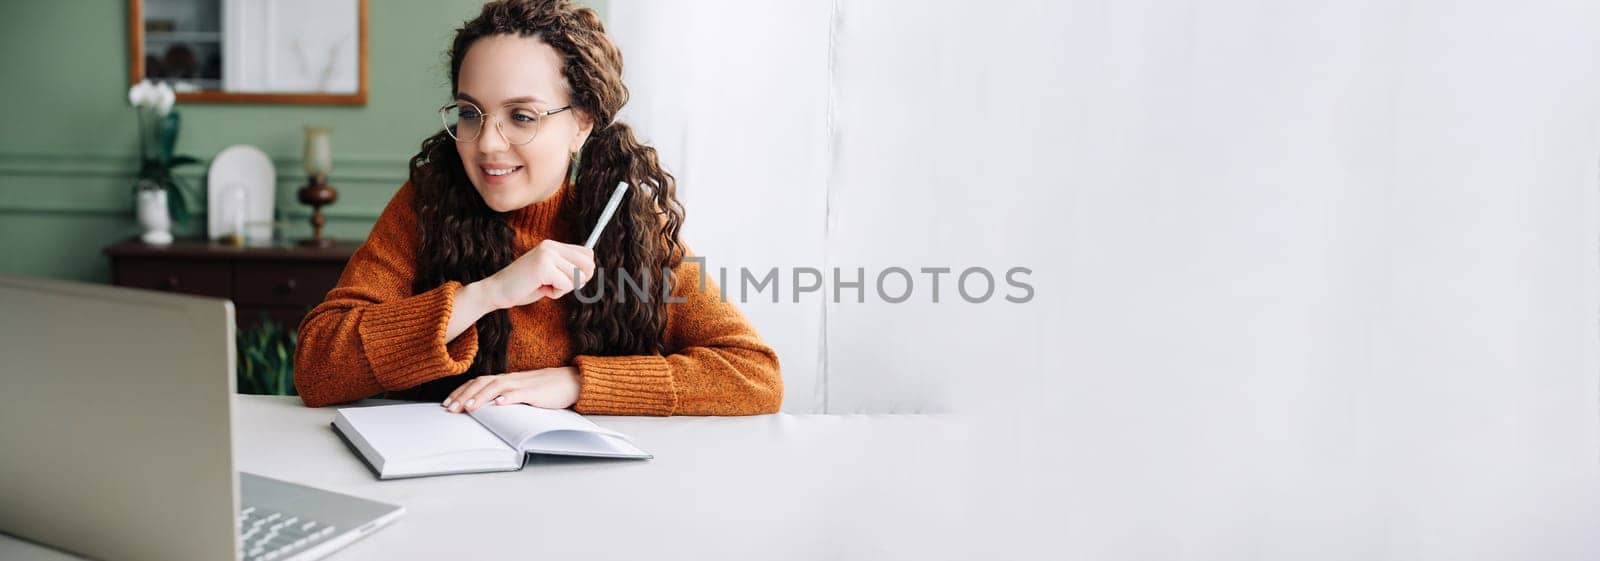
[238,505,337,561]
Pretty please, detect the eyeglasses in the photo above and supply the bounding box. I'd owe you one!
[438,101,572,145]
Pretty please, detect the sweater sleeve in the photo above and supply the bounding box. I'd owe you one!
[293,183,479,407]
[572,248,783,416]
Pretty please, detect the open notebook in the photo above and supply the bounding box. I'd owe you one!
[332,402,651,479]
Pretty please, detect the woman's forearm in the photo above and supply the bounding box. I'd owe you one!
[447,279,497,341]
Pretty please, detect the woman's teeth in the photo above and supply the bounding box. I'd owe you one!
[484,166,522,176]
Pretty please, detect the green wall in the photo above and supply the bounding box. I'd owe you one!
[0,0,604,282]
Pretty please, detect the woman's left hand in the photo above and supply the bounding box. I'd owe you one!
[443,366,580,413]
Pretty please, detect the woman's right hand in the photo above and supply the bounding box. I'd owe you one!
[480,239,597,310]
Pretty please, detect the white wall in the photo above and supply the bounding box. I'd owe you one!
[611,0,1600,559]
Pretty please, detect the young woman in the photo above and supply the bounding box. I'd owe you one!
[293,0,781,416]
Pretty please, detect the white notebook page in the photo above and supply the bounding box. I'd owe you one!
[339,403,515,461]
[468,403,631,449]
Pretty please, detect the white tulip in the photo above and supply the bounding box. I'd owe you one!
[155,82,176,115]
[128,80,155,109]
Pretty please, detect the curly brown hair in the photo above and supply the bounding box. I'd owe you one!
[404,0,685,400]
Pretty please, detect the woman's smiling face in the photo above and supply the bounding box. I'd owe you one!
[454,34,592,213]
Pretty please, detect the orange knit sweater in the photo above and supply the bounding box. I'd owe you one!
[293,182,782,415]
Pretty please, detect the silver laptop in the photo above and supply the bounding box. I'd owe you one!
[0,274,403,561]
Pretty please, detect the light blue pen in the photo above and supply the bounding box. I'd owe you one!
[584,182,630,249]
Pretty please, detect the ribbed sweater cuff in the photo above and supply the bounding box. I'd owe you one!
[358,281,479,391]
[573,355,676,416]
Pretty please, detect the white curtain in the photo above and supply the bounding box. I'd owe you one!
[609,1,1600,557]
[609,1,834,414]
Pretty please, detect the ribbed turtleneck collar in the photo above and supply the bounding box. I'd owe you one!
[505,179,572,251]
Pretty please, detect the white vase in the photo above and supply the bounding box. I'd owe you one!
[137,188,174,245]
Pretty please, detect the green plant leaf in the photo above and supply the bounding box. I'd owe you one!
[170,175,196,199]
[158,112,180,164]
[238,346,259,394]
[235,317,299,396]
[166,180,190,225]
[169,155,202,168]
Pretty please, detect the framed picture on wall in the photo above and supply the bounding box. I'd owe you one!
[128,0,369,105]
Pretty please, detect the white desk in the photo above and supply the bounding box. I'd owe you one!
[5,395,983,560]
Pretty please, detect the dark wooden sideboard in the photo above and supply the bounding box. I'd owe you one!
[104,238,359,331]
